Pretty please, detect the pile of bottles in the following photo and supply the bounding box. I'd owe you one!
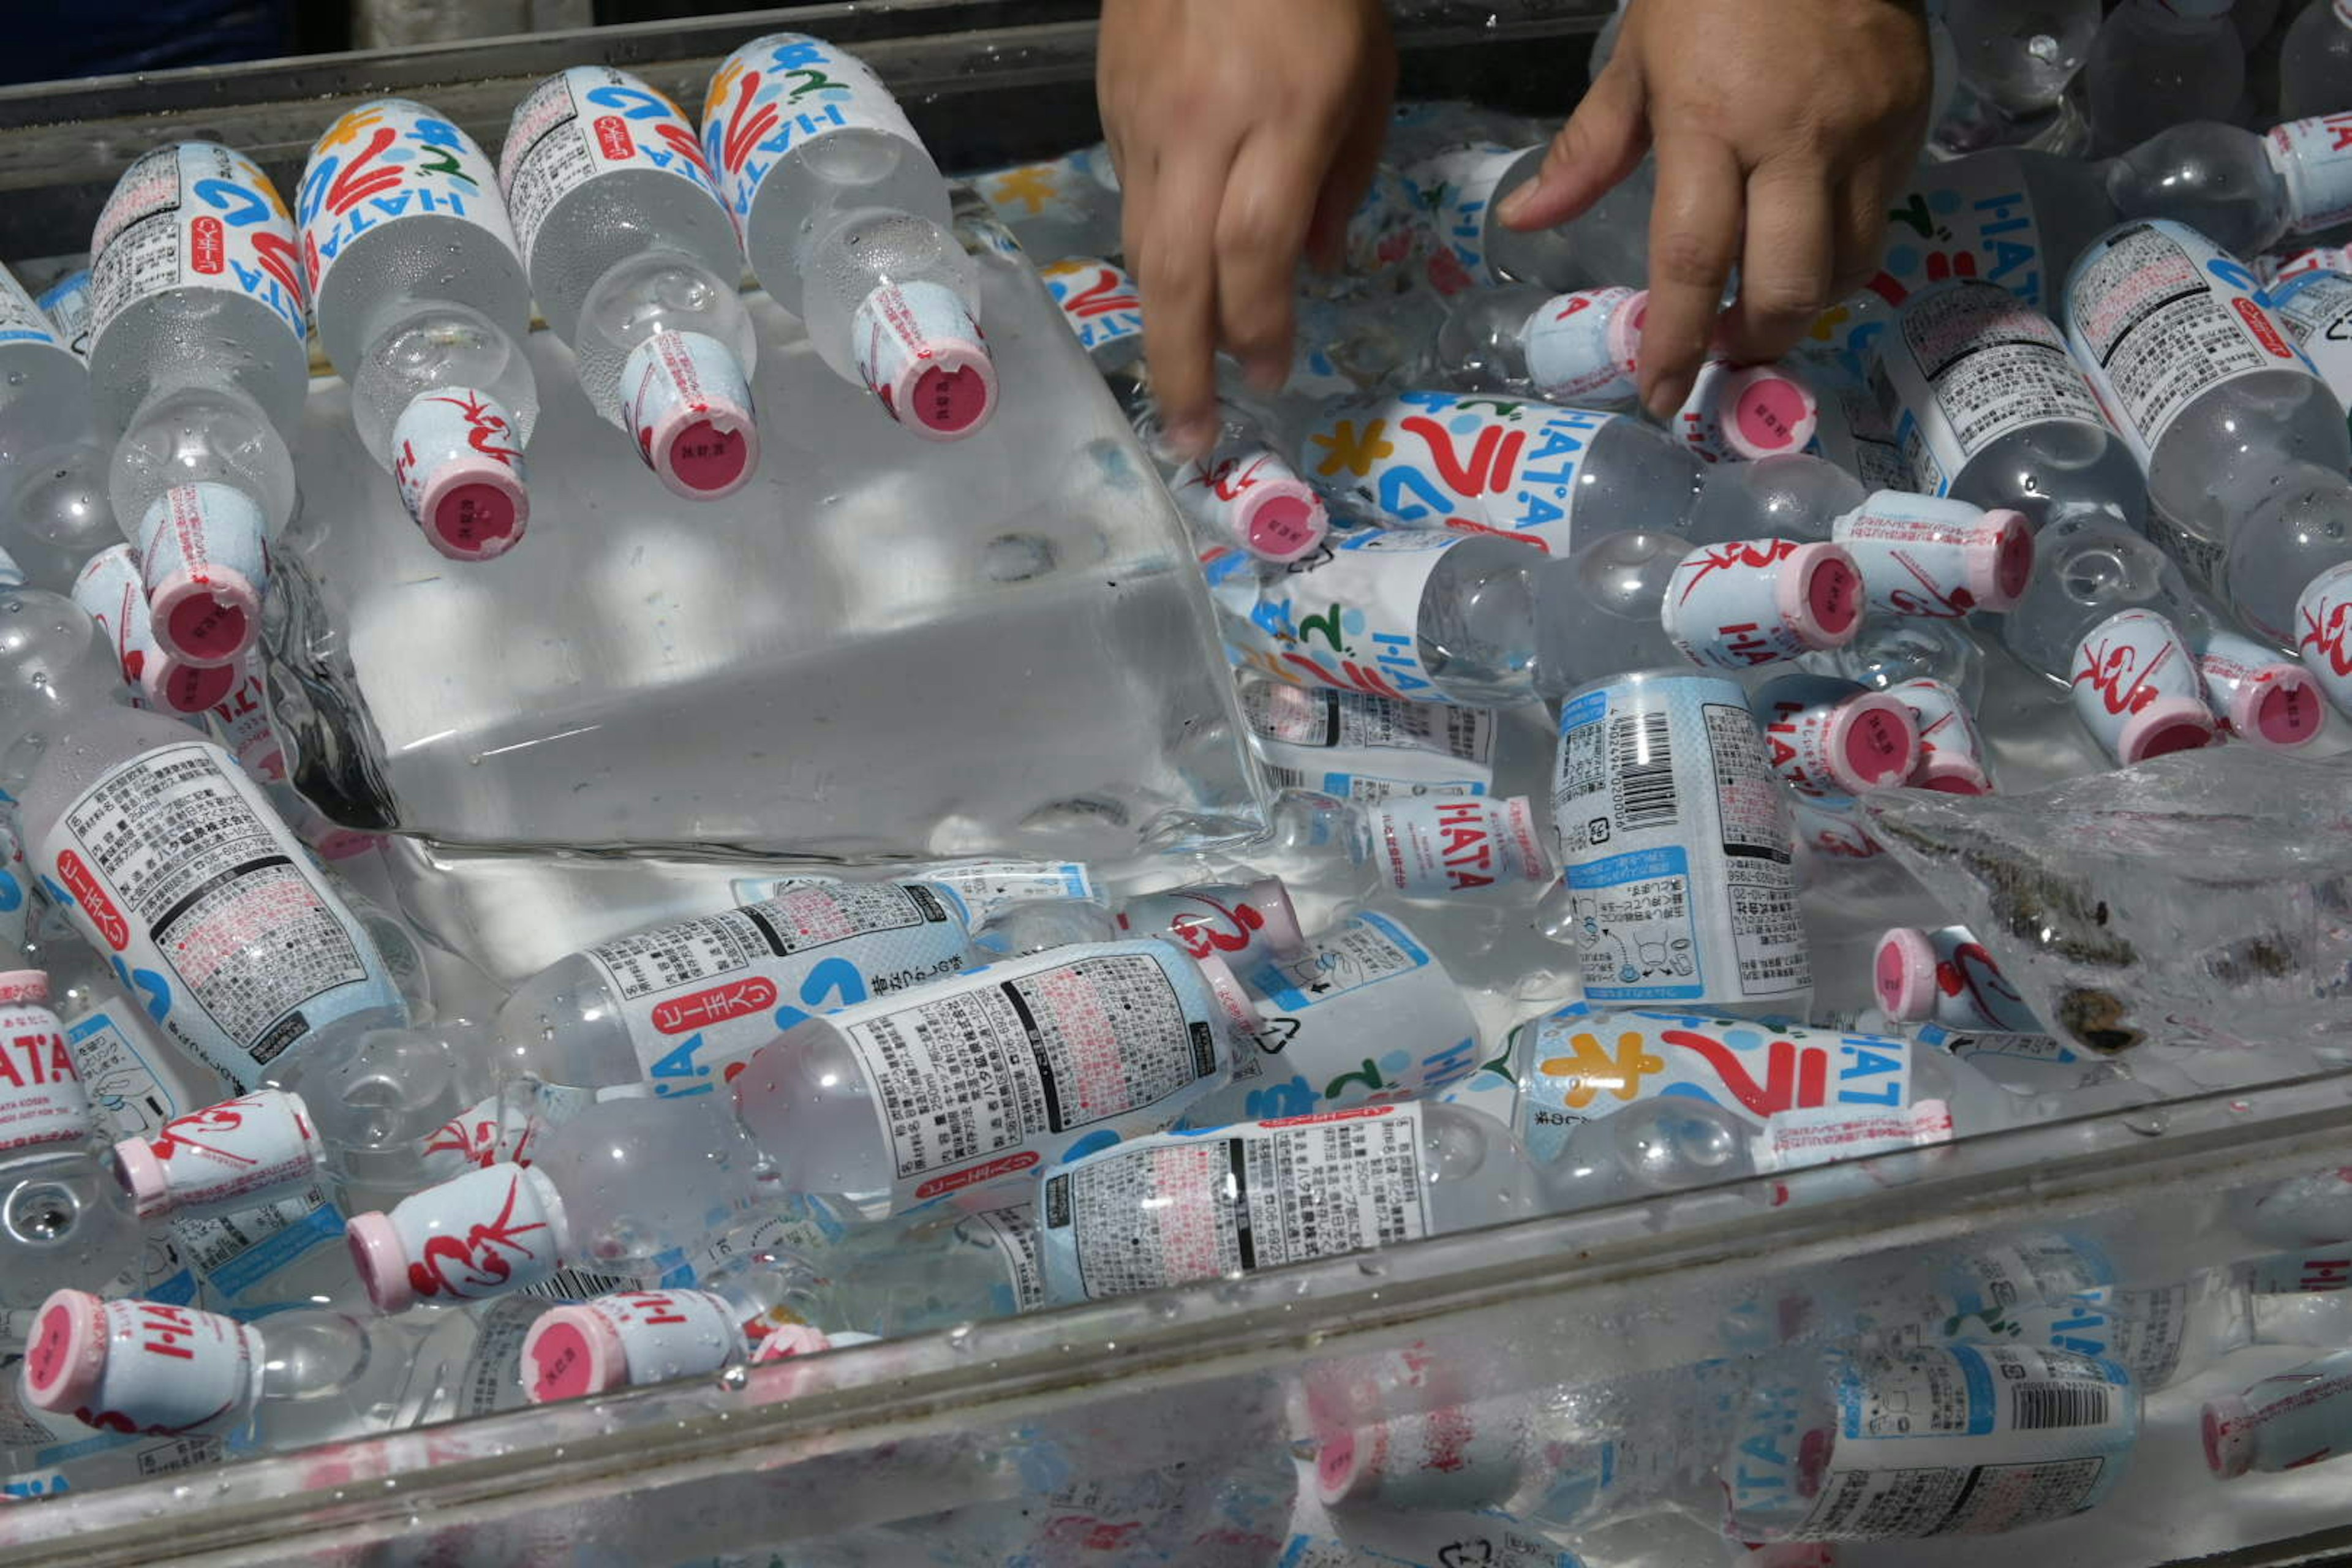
[4,9,2352,1565]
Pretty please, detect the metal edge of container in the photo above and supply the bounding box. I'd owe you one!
[8,1064,2352,1567]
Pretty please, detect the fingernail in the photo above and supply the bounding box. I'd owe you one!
[1496,184,1531,225]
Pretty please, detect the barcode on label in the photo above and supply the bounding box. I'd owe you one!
[1262,764,1310,791]
[521,1266,638,1301]
[1610,712,1678,830]
[2015,1383,2110,1430]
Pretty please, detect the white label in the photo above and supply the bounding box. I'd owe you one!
[1757,1099,1954,1172]
[30,270,86,356]
[1551,676,1808,1006]
[89,143,306,349]
[1883,283,2108,493]
[1242,684,1494,802]
[2300,560,2352,710]
[2067,608,2207,762]
[45,1298,258,1437]
[0,1000,86,1153]
[0,264,61,351]
[1039,258,1142,358]
[2065,221,2312,466]
[1515,1007,1913,1164]
[1406,145,1515,288]
[135,1090,323,1218]
[906,861,1098,925]
[1282,1507,1575,1568]
[66,1005,208,1140]
[619,328,754,479]
[137,484,270,652]
[1892,677,1988,778]
[388,1164,567,1306]
[171,1184,345,1301]
[837,943,1227,1210]
[971,1202,1046,1313]
[581,881,968,1097]
[1363,796,1549,897]
[581,1287,745,1386]
[1809,372,1915,494]
[297,98,519,308]
[1662,538,1849,668]
[1833,493,2021,619]
[1116,883,1295,976]
[1522,285,1642,403]
[1039,1104,1430,1299]
[2268,114,2352,233]
[1300,393,1612,556]
[1174,434,1322,560]
[1250,528,1465,705]
[2217,1348,2352,1474]
[2264,268,2352,412]
[702,33,924,229]
[37,741,400,1088]
[389,386,528,548]
[499,67,723,273]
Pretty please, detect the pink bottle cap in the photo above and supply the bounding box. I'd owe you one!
[1969,509,2037,612]
[1235,484,1329,564]
[0,969,49,1005]
[149,573,258,669]
[417,458,529,562]
[112,1134,172,1218]
[1778,542,1863,649]
[2116,693,2222,764]
[21,1288,108,1415]
[139,483,268,668]
[345,1209,417,1316]
[1243,876,1308,959]
[1822,692,1918,794]
[153,657,239,716]
[1718,365,1820,460]
[522,1306,628,1404]
[2203,1394,2256,1479]
[1874,927,1941,1021]
[856,279,999,442]
[1314,1422,1368,1504]
[649,400,757,500]
[1912,752,1994,795]
[621,330,760,501]
[2228,665,2327,750]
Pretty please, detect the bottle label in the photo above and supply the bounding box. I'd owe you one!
[2067,608,2206,760]
[2267,115,2352,234]
[2262,245,2352,287]
[0,264,62,351]
[899,861,1099,925]
[0,821,23,957]
[970,1201,1046,1313]
[1880,283,2108,495]
[576,1288,746,1389]
[1791,795,1881,859]
[1039,1104,1429,1299]
[1363,795,1550,897]
[31,268,88,356]
[454,1295,545,1417]
[136,483,271,649]
[1809,372,1915,494]
[850,279,988,435]
[1116,884,1294,978]
[836,941,1229,1210]
[978,149,1116,244]
[1915,927,2043,1034]
[1174,435,1321,559]
[1248,528,1465,705]
[2064,221,2313,468]
[1891,677,1988,777]
[1677,361,1817,463]
[1551,675,1808,1005]
[703,32,925,228]
[1211,911,1480,1123]
[390,1164,568,1306]
[296,98,519,308]
[89,143,306,349]
[1242,684,1494,802]
[1039,257,1142,358]
[206,671,281,780]
[1735,1346,2135,1540]
[39,1297,258,1437]
[1300,393,1613,555]
[2263,267,2352,412]
[37,740,400,1088]
[135,1090,324,1219]
[582,881,970,1097]
[2217,1348,2352,1474]
[171,1184,346,1302]
[1661,538,1851,668]
[1756,1099,1953,1173]
[499,67,722,272]
[2244,1247,2352,1294]
[1405,143,1515,291]
[0,998,86,1153]
[1750,673,1901,803]
[1522,285,1643,403]
[72,545,167,712]
[66,1004,214,1141]
[1514,1006,1912,1164]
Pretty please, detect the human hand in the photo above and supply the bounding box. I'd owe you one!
[1497,0,1932,420]
[1098,0,1396,455]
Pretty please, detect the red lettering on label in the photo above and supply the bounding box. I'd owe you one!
[189,216,225,275]
[409,1174,553,1300]
[137,1303,200,1361]
[2071,628,2173,717]
[2233,296,2295,358]
[1673,540,1798,606]
[2302,588,2352,677]
[56,850,130,951]
[914,1150,1039,1200]
[1401,415,1526,499]
[650,976,779,1036]
[1661,1028,1829,1118]
[594,115,635,162]
[1261,1104,1396,1129]
[1061,267,1140,319]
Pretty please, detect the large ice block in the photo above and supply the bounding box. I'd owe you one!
[264,216,1262,860]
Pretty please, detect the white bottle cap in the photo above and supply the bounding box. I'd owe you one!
[347,1162,571,1314]
[853,279,998,442]
[137,482,268,666]
[620,329,759,500]
[1874,927,1942,1021]
[2203,1393,2258,1479]
[391,388,531,560]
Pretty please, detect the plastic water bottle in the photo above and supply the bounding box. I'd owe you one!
[1722,1343,2138,1539]
[298,99,535,559]
[1262,791,1553,906]
[680,1202,1049,1338]
[2263,263,2352,420]
[17,1289,544,1452]
[0,266,116,598]
[26,911,234,1146]
[1550,673,1813,1016]
[1873,279,2146,534]
[1407,144,1654,293]
[497,67,759,499]
[519,1284,861,1402]
[69,544,232,716]
[2205,1346,2352,1478]
[0,591,403,1092]
[2280,1,2352,121]
[2086,0,2244,157]
[703,34,997,440]
[1746,673,1923,804]
[0,971,143,1309]
[1031,1099,1539,1301]
[85,143,308,666]
[1939,0,2099,143]
[1237,677,1501,801]
[1874,925,2047,1034]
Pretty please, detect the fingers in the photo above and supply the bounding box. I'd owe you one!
[1133,148,1238,454]
[1305,77,1395,274]
[1830,168,1890,303]
[1495,59,1649,232]
[1216,129,1328,394]
[1637,132,1744,421]
[1716,158,1836,364]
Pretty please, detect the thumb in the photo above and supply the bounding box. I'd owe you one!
[1497,58,1649,232]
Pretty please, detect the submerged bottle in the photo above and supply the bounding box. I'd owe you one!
[86,143,309,666]
[499,67,758,499]
[0,971,142,1310]
[703,33,997,440]
[0,265,116,597]
[299,98,536,558]
[519,1282,864,1402]
[1408,143,1655,294]
[69,543,234,717]
[2281,1,2352,121]
[2086,0,2244,156]
[1261,791,1553,905]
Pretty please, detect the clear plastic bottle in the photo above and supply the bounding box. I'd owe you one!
[2086,0,2244,157]
[1407,143,1655,293]
[26,902,234,1145]
[17,1289,545,1453]
[0,266,116,598]
[68,543,233,717]
[1942,0,2100,130]
[973,143,1121,263]
[498,67,759,499]
[1262,791,1553,905]
[698,1202,1045,1338]
[2205,1346,2352,1479]
[298,99,536,559]
[2280,0,2352,121]
[1031,1099,1541,1301]
[703,34,995,440]
[85,143,309,666]
[0,971,143,1311]
[1235,676,1502,801]
[518,1279,868,1402]
[2064,219,2352,645]
[0,590,404,1092]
